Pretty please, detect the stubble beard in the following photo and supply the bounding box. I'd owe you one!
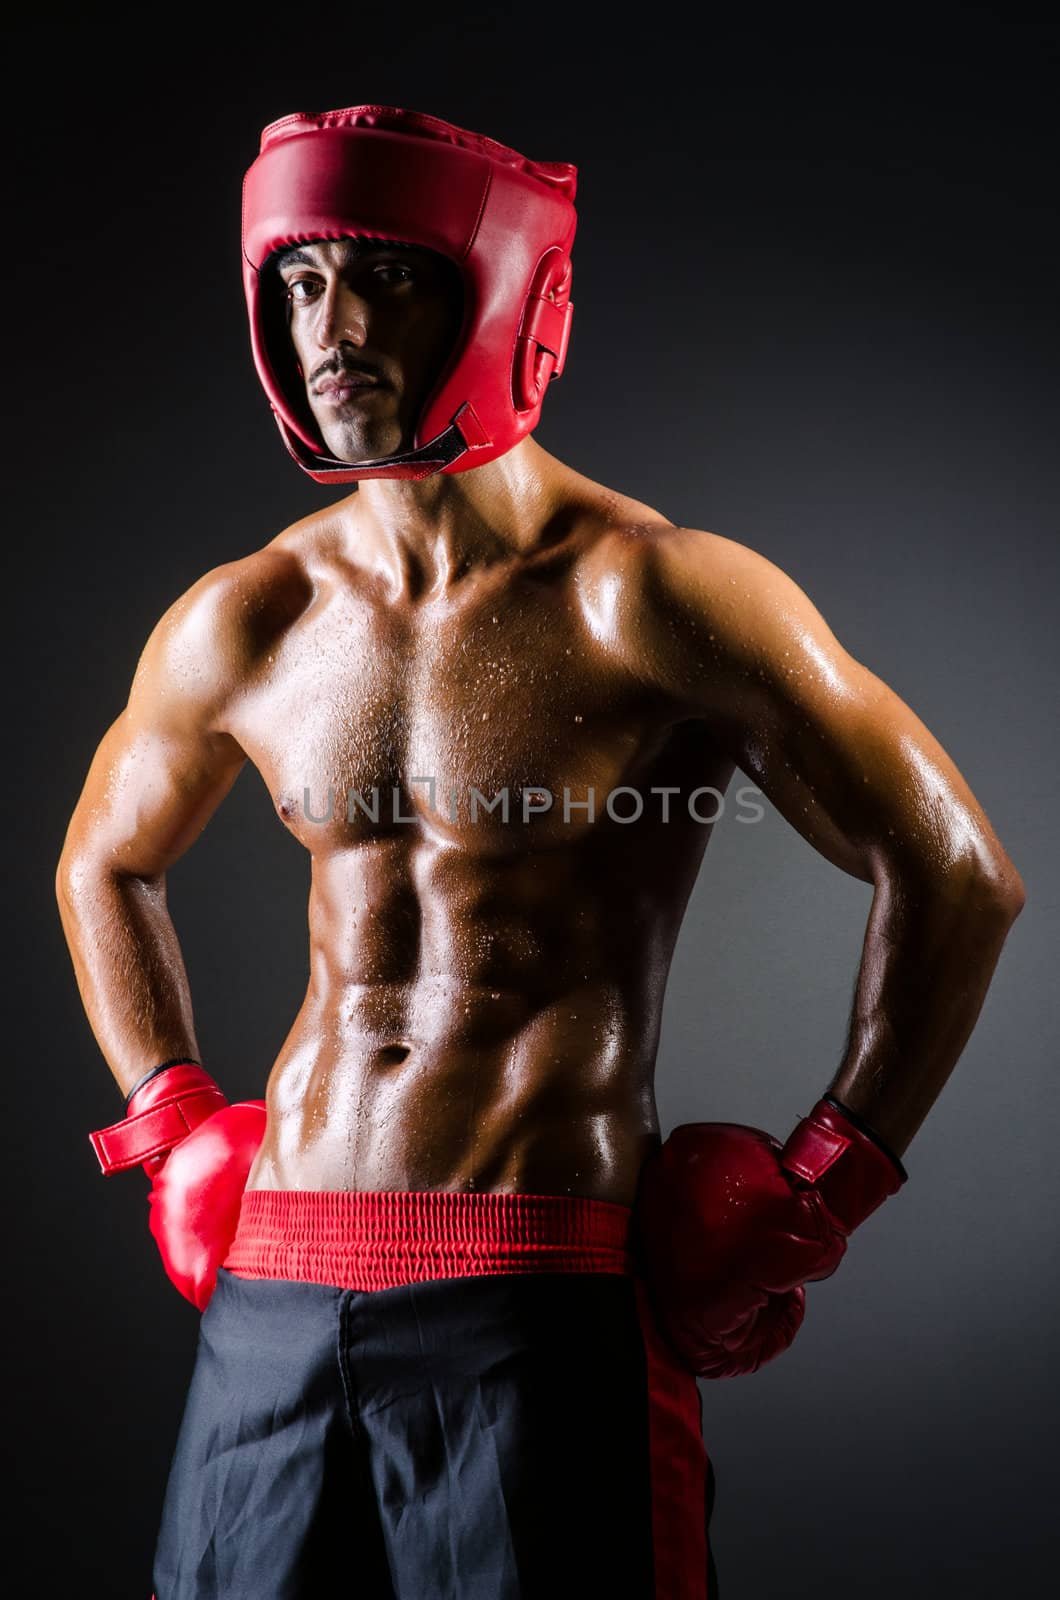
[315,406,403,465]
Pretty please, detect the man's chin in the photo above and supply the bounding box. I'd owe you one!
[317,421,408,466]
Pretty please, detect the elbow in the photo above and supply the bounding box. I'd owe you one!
[874,845,1027,924]
[55,850,87,917]
[55,848,109,909]
[55,850,75,907]
[954,850,1027,925]
[57,848,158,903]
[988,859,1027,922]
[963,830,1027,921]
[55,852,81,938]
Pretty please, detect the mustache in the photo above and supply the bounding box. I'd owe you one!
[309,355,389,387]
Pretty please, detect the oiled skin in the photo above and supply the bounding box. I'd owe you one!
[55,439,1025,1201]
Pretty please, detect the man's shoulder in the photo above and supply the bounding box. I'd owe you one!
[577,509,788,635]
[171,508,333,644]
[131,522,321,720]
[574,510,825,711]
[584,515,777,588]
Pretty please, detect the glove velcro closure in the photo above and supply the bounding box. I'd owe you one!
[778,1097,907,1235]
[90,1064,227,1175]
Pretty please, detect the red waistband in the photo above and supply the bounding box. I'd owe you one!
[223,1188,636,1291]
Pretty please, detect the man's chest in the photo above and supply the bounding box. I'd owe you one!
[222,579,674,848]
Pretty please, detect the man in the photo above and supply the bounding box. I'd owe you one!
[56,105,1025,1599]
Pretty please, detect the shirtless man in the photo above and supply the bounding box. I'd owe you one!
[56,107,1025,1599]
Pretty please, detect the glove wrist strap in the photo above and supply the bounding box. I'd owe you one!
[90,1061,227,1175]
[123,1056,202,1106]
[820,1093,907,1177]
[778,1095,907,1234]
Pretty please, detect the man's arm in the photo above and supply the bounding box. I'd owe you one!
[55,566,251,1097]
[614,525,1026,1158]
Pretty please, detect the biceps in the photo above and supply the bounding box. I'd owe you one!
[62,712,247,877]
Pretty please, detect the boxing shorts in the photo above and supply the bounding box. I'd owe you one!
[152,1189,719,1599]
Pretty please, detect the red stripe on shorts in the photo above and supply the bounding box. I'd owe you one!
[634,1276,711,1599]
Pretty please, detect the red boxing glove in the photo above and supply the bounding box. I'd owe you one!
[633,1095,907,1380]
[90,1060,267,1310]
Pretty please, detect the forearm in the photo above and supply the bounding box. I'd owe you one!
[826,862,1023,1158]
[55,855,201,1098]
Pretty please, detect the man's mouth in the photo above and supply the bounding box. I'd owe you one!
[314,371,387,404]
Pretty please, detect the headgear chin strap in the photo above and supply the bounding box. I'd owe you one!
[242,105,578,484]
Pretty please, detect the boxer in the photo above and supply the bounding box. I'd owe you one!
[56,105,1026,1598]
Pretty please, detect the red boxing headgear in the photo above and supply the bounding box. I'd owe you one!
[241,105,578,483]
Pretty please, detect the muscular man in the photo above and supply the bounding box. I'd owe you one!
[56,106,1025,1599]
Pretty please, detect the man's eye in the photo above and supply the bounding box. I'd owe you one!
[373,263,414,285]
[285,279,321,304]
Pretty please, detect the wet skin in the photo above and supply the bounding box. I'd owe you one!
[56,246,1026,1203]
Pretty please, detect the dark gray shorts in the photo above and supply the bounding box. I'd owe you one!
[153,1265,718,1598]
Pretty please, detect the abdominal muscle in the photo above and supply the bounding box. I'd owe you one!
[246,972,664,1206]
[241,726,717,1206]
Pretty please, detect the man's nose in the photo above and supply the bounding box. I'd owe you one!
[314,281,369,350]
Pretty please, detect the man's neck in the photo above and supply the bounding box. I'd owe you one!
[345,436,571,603]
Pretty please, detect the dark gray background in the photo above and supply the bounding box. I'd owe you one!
[7,11,1056,1597]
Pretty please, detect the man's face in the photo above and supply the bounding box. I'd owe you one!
[274,237,463,464]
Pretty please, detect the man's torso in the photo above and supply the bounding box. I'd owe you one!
[216,476,734,1204]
